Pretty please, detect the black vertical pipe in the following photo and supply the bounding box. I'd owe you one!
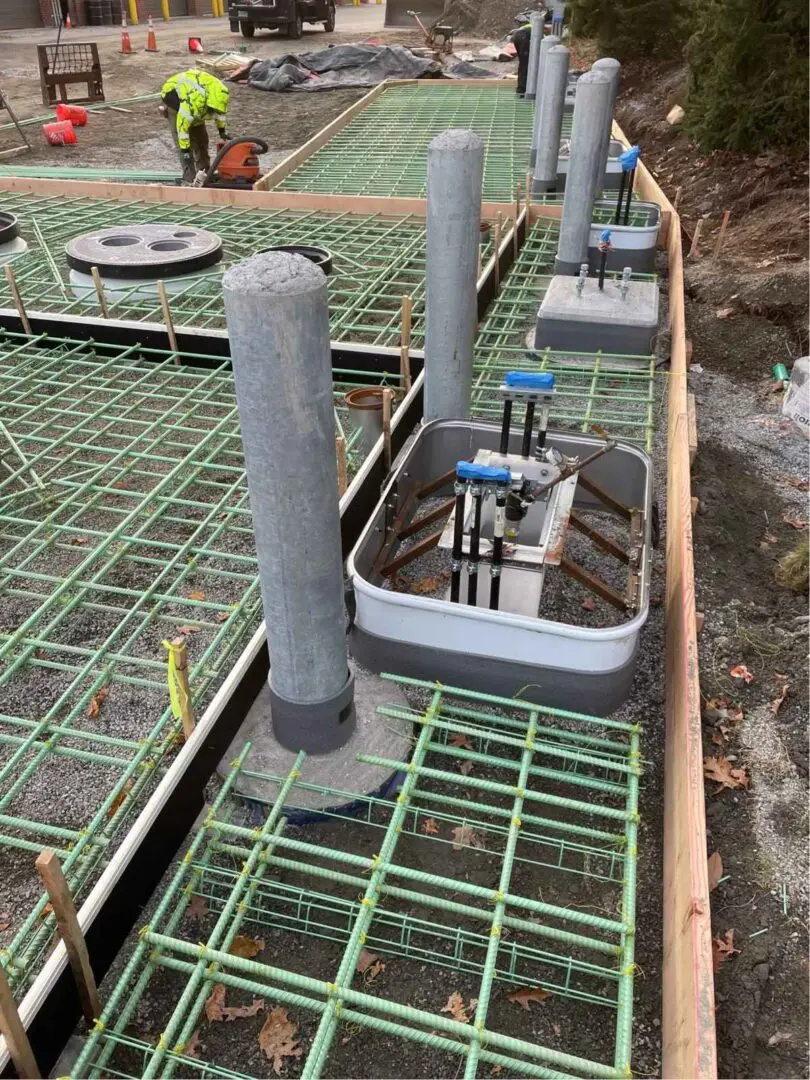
[536,409,548,455]
[613,170,627,225]
[499,398,513,456]
[489,482,507,610]
[521,400,535,458]
[450,482,466,603]
[598,248,608,290]
[466,483,482,607]
[622,167,635,225]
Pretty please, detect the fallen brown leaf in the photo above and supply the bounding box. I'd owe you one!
[440,992,477,1023]
[712,928,740,973]
[184,894,208,922]
[782,513,809,529]
[711,724,731,746]
[450,824,483,851]
[356,949,381,974]
[761,532,779,546]
[184,1030,201,1058]
[582,595,596,611]
[449,732,473,750]
[206,983,265,1023]
[458,759,474,776]
[258,1007,302,1074]
[506,986,552,1010]
[729,664,755,685]
[785,476,810,492]
[40,903,53,919]
[177,625,200,636]
[216,611,230,622]
[707,851,723,891]
[703,755,750,791]
[67,535,89,546]
[770,683,789,715]
[0,914,10,932]
[411,572,450,595]
[421,817,440,835]
[223,998,265,1020]
[188,589,206,601]
[87,685,109,718]
[107,778,135,820]
[229,934,264,959]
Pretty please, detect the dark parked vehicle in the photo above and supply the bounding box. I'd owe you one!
[228,0,336,38]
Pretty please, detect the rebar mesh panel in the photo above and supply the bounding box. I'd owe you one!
[0,331,398,998]
[472,219,658,450]
[0,194,443,347]
[71,675,641,1080]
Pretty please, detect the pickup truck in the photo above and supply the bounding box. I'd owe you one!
[228,0,336,38]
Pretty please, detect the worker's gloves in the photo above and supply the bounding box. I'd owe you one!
[218,130,230,142]
[180,149,196,184]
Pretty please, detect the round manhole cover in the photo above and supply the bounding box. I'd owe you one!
[66,224,223,279]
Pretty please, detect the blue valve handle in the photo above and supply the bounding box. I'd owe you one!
[456,461,512,484]
[619,145,640,171]
[504,371,555,390]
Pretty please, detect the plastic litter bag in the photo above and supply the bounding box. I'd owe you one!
[782,356,810,439]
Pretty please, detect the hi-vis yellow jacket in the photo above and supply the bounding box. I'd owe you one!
[160,69,230,151]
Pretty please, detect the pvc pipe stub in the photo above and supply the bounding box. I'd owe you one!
[260,244,333,276]
[66,223,223,279]
[0,212,20,246]
[269,668,356,753]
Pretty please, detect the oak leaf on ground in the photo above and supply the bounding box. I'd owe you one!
[229,934,264,959]
[703,755,750,791]
[770,683,789,715]
[356,950,385,981]
[421,817,440,835]
[450,824,484,851]
[87,686,109,718]
[707,851,723,891]
[440,992,477,1023]
[184,893,208,922]
[205,983,265,1022]
[729,664,755,684]
[258,1007,302,1074]
[184,1030,201,1058]
[712,928,740,973]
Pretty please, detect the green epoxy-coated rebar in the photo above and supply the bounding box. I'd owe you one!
[72,677,641,1080]
[0,330,400,998]
[0,191,451,346]
[470,218,659,450]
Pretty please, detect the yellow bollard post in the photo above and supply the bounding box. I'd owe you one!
[127,0,139,24]
[161,0,170,18]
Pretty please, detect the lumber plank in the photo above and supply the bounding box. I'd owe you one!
[0,966,40,1079]
[687,392,698,464]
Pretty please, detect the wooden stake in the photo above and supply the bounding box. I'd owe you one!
[157,280,179,362]
[688,219,703,259]
[399,293,412,393]
[493,212,502,294]
[34,849,101,1025]
[673,186,682,211]
[712,210,731,263]
[0,965,40,1079]
[90,266,109,319]
[5,264,31,335]
[382,388,393,473]
[335,435,347,497]
[514,184,521,260]
[525,170,531,214]
[167,636,196,740]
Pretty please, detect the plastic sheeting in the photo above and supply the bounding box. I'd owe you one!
[246,43,502,91]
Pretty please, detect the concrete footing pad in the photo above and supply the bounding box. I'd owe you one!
[219,662,413,808]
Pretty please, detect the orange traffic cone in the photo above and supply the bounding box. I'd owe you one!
[65,12,72,27]
[120,16,132,53]
[188,36,204,53]
[146,14,158,51]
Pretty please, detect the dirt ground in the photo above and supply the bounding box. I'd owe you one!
[618,59,810,1080]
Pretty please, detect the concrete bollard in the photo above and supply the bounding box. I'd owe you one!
[554,69,613,275]
[529,34,561,168]
[532,45,570,193]
[524,12,544,102]
[592,57,621,193]
[223,251,355,753]
[423,129,485,422]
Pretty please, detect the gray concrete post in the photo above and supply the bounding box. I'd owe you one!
[423,129,484,422]
[529,33,560,168]
[532,45,570,194]
[554,69,613,275]
[524,12,544,102]
[592,57,621,194]
[223,251,355,753]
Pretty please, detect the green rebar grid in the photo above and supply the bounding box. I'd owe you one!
[0,192,448,346]
[471,218,658,450]
[0,330,400,998]
[71,675,641,1080]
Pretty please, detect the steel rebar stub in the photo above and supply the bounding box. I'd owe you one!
[66,224,223,279]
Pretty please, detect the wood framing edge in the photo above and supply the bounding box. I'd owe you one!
[254,81,387,191]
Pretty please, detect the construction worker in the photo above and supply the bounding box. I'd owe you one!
[160,69,230,183]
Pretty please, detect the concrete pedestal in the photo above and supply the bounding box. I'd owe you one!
[534,275,660,355]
